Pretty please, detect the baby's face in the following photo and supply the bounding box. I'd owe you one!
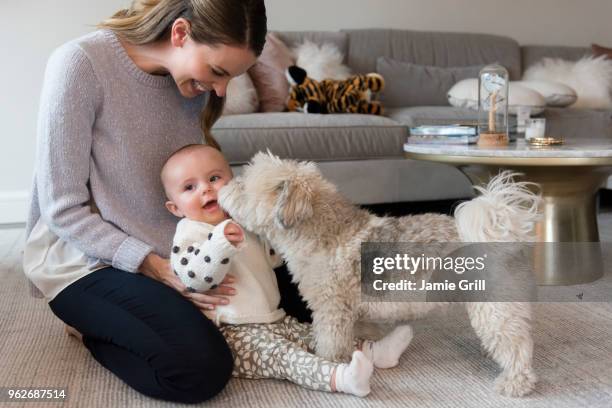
[163,147,232,225]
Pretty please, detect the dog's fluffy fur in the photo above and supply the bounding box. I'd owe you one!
[219,153,541,397]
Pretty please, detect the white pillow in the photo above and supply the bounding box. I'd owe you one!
[293,41,352,81]
[523,56,612,109]
[515,80,577,107]
[448,78,479,110]
[448,78,546,115]
[223,73,259,115]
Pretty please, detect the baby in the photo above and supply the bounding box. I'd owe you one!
[161,144,413,397]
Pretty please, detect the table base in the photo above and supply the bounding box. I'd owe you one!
[459,165,609,285]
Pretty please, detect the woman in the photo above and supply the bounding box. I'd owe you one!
[23,0,307,403]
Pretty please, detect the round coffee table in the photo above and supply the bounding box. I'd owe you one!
[404,139,612,285]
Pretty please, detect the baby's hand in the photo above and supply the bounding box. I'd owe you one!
[224,222,244,247]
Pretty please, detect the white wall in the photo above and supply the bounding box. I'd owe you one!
[0,0,127,223]
[2,0,612,223]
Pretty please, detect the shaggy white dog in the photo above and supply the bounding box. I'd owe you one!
[218,152,540,397]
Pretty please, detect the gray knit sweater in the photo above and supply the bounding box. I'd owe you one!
[26,29,207,276]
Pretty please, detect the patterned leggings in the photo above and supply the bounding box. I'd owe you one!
[220,316,360,392]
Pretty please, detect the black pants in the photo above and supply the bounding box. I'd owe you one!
[49,265,311,404]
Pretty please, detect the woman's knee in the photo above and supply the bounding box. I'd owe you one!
[154,331,234,403]
[49,267,234,403]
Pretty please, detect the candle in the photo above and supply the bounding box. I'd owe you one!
[516,106,531,133]
[525,118,546,140]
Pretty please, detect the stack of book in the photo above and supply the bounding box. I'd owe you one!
[408,125,478,145]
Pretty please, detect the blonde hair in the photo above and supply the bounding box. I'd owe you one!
[99,0,267,150]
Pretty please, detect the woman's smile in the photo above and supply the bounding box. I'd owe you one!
[191,79,212,95]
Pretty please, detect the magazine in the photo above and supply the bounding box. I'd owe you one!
[408,125,478,144]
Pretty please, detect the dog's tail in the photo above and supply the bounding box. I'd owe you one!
[454,171,542,242]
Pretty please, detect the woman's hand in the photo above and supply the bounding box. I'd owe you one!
[139,253,186,293]
[185,274,237,311]
[224,221,244,247]
[139,253,237,312]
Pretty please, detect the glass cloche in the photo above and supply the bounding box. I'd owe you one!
[477,64,509,146]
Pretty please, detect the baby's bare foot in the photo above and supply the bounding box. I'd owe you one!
[64,325,83,342]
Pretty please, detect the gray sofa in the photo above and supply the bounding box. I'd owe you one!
[213,29,611,204]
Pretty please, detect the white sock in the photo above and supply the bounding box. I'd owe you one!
[361,325,413,369]
[334,350,373,397]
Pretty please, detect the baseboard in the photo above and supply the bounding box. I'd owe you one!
[0,191,29,225]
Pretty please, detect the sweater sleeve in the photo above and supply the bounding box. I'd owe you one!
[36,43,153,272]
[170,220,242,293]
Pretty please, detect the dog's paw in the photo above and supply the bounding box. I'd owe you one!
[317,347,352,363]
[494,368,537,397]
[316,338,353,363]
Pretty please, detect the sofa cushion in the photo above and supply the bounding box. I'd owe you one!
[231,159,474,204]
[520,45,591,74]
[376,57,483,107]
[386,106,479,127]
[344,29,521,79]
[214,112,407,164]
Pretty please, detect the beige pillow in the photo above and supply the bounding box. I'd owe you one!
[248,33,295,112]
[514,80,577,107]
[447,78,546,114]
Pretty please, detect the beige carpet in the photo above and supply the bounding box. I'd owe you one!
[1,230,612,407]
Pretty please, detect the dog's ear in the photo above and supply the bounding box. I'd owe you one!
[273,178,314,229]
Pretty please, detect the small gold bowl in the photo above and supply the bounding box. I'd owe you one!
[527,136,564,146]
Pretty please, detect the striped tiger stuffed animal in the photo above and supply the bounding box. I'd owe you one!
[285,65,385,115]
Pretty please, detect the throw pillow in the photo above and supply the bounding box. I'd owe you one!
[522,56,612,109]
[592,43,612,60]
[293,40,352,81]
[376,58,483,108]
[514,80,577,107]
[447,78,546,115]
[248,33,294,112]
[222,73,259,116]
